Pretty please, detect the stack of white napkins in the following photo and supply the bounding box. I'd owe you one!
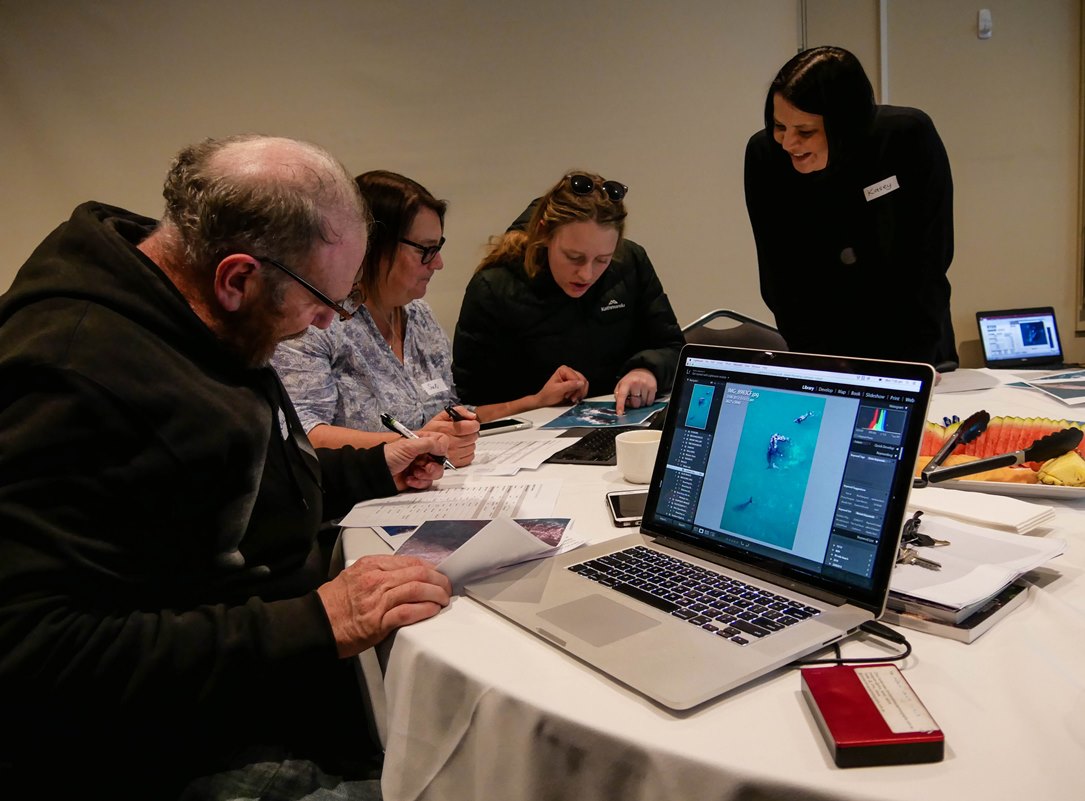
[908,486,1055,534]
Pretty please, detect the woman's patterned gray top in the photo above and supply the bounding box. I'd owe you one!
[272,299,459,433]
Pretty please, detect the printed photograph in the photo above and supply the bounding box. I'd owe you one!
[541,400,667,429]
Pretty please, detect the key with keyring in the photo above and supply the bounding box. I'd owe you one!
[900,510,950,548]
[897,546,942,571]
[906,531,951,548]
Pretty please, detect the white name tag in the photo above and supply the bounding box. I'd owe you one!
[864,175,899,202]
[421,378,448,396]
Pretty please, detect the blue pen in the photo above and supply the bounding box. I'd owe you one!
[380,412,456,471]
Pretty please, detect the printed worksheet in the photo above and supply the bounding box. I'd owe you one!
[338,478,563,527]
[463,439,572,475]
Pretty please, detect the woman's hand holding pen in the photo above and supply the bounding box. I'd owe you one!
[423,404,480,467]
[384,433,450,491]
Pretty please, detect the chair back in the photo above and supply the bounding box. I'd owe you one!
[681,309,788,351]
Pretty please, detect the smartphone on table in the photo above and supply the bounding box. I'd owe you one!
[605,489,649,527]
[478,417,533,436]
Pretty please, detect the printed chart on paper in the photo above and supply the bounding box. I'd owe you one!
[338,479,562,527]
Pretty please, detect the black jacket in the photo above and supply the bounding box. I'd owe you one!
[745,105,956,366]
[0,203,394,794]
[453,204,684,405]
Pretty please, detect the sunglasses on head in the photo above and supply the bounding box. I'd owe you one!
[566,173,628,203]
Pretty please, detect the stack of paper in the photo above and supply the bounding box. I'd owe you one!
[339,477,563,528]
[888,513,1065,620]
[464,439,574,476]
[882,581,1032,643]
[1020,370,1085,405]
[396,517,582,588]
[908,486,1055,534]
[337,478,583,590]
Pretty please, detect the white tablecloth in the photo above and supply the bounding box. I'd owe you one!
[343,373,1085,801]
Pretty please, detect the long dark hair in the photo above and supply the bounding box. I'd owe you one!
[764,46,876,165]
[353,170,447,302]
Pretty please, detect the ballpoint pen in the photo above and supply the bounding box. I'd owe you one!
[444,403,464,422]
[380,412,456,471]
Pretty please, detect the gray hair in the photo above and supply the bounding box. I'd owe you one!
[160,134,368,287]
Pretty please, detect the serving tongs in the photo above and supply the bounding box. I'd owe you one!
[915,421,1084,488]
[912,410,990,489]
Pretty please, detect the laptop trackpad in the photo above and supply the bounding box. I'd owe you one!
[538,594,660,647]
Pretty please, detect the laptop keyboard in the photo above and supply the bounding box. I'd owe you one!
[546,426,640,465]
[547,410,667,466]
[568,545,821,646]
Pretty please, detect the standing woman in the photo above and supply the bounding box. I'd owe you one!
[454,172,684,415]
[744,46,957,367]
[274,171,480,465]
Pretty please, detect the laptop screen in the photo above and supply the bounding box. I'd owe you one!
[642,346,932,612]
[977,307,1063,368]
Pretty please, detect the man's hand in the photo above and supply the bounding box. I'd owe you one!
[614,368,658,415]
[385,433,449,491]
[317,554,452,657]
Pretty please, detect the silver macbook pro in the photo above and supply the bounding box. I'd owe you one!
[465,345,933,710]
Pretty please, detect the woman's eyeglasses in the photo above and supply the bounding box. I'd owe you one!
[257,257,355,321]
[566,173,628,203]
[399,236,446,265]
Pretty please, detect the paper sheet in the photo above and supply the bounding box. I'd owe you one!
[889,514,1065,608]
[461,439,573,475]
[339,478,562,527]
[1023,374,1085,405]
[908,486,1054,534]
[396,517,580,586]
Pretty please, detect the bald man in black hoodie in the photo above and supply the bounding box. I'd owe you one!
[0,135,452,799]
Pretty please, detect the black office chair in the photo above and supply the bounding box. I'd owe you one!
[681,309,788,351]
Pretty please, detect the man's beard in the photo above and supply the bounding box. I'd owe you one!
[220,298,301,369]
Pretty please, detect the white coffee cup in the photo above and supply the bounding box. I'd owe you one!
[615,430,662,484]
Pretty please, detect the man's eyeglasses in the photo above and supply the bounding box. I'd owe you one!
[566,173,628,203]
[257,257,355,322]
[399,237,446,265]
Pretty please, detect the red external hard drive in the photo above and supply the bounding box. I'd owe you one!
[801,664,944,768]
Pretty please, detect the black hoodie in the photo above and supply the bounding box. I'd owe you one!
[0,203,394,793]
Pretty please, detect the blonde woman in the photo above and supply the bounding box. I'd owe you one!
[454,172,683,415]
